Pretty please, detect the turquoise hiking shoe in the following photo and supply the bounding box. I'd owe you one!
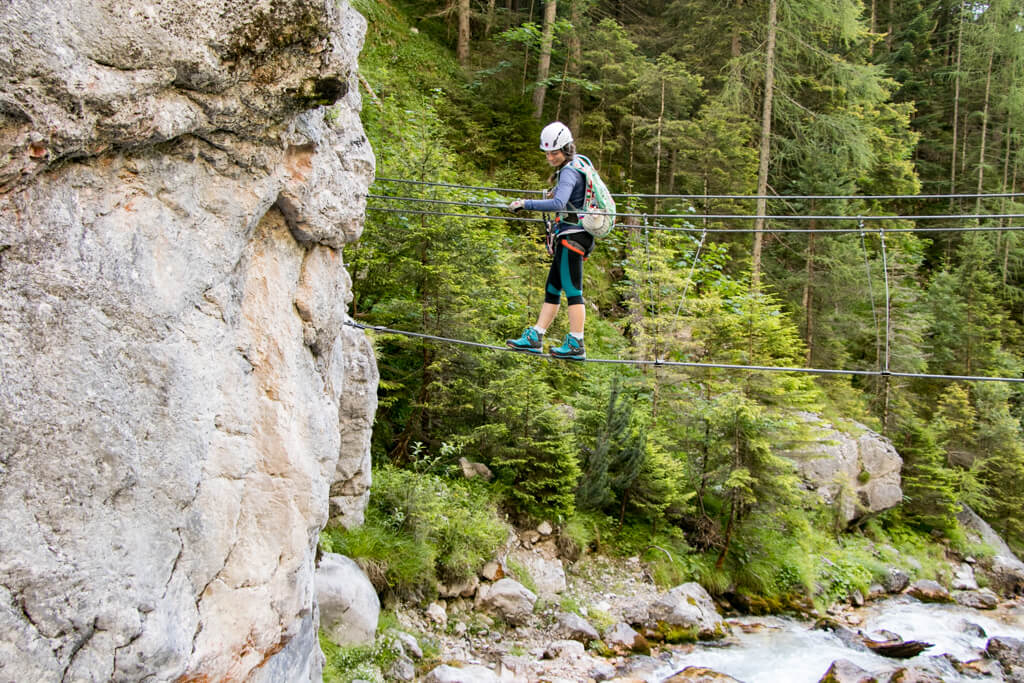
[507,327,543,354]
[550,334,586,360]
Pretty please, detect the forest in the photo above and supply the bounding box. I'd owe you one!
[323,0,1024,607]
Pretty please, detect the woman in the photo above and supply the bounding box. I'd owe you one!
[506,121,592,360]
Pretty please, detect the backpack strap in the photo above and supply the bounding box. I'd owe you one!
[559,162,588,224]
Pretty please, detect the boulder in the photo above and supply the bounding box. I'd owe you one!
[479,578,537,626]
[813,618,870,652]
[604,622,649,654]
[387,629,424,659]
[952,562,979,591]
[556,611,600,644]
[784,415,902,524]
[886,668,945,682]
[424,664,501,683]
[906,580,952,603]
[439,574,480,599]
[589,661,618,681]
[863,638,933,659]
[953,656,1005,678]
[663,668,744,682]
[622,600,652,627]
[953,588,999,610]
[544,639,586,659]
[0,0,376,679]
[509,549,567,596]
[986,636,1024,681]
[817,659,879,682]
[959,620,987,638]
[426,602,448,629]
[958,506,1024,594]
[480,560,505,581]
[458,457,493,481]
[883,568,911,594]
[316,553,380,647]
[387,653,416,682]
[648,583,729,639]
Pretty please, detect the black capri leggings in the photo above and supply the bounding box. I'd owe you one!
[544,231,594,306]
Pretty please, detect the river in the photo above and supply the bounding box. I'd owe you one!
[654,597,1024,682]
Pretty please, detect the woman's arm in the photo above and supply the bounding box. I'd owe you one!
[525,166,580,212]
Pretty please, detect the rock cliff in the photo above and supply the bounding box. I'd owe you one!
[0,1,377,680]
[784,414,903,524]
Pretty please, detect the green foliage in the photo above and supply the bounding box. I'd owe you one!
[466,363,581,521]
[320,634,382,683]
[895,414,961,534]
[819,558,874,605]
[345,0,1024,605]
[320,466,507,599]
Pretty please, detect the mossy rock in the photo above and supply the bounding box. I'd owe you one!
[654,621,699,644]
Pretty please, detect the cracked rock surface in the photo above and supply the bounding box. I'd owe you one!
[0,1,377,680]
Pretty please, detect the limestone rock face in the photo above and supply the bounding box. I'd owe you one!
[958,505,1024,594]
[0,1,377,681]
[785,414,903,524]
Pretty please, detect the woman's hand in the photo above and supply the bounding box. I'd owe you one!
[509,199,526,212]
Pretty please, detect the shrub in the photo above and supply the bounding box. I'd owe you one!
[320,465,507,600]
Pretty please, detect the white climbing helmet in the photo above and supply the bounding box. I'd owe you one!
[539,121,573,151]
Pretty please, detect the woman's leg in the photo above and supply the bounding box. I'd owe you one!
[567,302,585,335]
[536,301,559,330]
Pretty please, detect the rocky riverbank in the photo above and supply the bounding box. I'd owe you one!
[318,522,1024,682]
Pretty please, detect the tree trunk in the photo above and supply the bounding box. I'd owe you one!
[869,0,876,56]
[669,148,677,195]
[554,57,568,120]
[654,78,665,215]
[715,498,736,569]
[629,112,636,177]
[752,0,778,290]
[1005,147,1019,287]
[950,3,963,209]
[456,0,471,65]
[520,0,536,95]
[731,0,743,57]
[975,45,995,213]
[886,0,894,50]
[567,0,582,133]
[485,0,496,37]
[803,218,816,365]
[1000,118,1013,283]
[532,0,557,120]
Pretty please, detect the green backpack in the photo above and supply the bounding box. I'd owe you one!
[567,154,616,238]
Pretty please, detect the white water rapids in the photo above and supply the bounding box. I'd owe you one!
[653,597,1024,682]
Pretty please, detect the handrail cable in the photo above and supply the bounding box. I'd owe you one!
[367,194,1024,222]
[373,177,1024,201]
[344,321,1024,384]
[366,205,1024,234]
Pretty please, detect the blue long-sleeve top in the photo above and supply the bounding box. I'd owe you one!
[524,165,585,216]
